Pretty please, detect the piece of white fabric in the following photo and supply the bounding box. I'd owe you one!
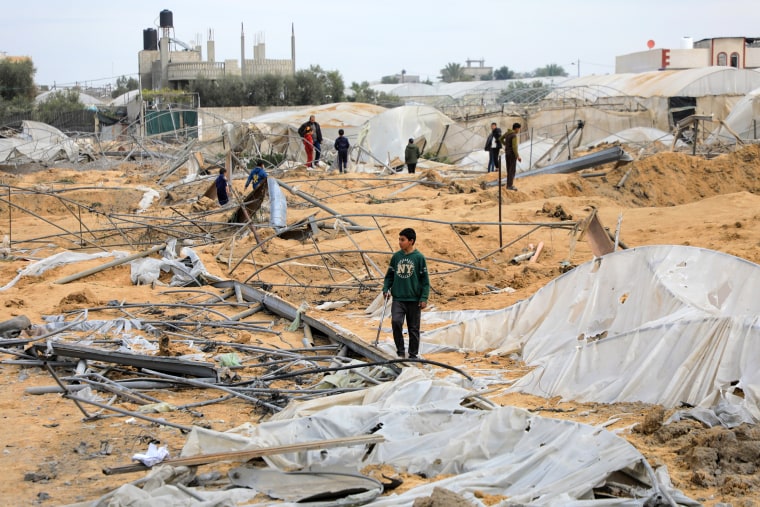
[423,245,760,420]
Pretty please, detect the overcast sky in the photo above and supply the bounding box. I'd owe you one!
[2,0,758,89]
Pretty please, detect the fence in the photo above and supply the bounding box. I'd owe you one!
[0,110,97,134]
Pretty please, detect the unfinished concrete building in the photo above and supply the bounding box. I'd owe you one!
[138,9,295,91]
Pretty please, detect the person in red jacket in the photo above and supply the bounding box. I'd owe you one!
[303,126,315,168]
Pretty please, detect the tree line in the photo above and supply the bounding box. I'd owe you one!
[438,63,568,83]
[1,57,566,121]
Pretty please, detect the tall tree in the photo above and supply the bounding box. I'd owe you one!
[532,64,568,77]
[324,69,345,103]
[493,66,516,80]
[35,89,83,123]
[248,74,285,106]
[111,75,139,98]
[348,81,377,103]
[0,58,36,101]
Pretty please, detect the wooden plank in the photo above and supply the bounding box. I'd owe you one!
[103,434,385,475]
[585,212,616,257]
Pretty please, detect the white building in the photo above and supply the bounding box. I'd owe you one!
[616,36,760,73]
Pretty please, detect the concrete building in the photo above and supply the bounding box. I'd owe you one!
[138,9,295,91]
[0,52,32,64]
[616,36,760,73]
[463,58,493,80]
[380,72,421,84]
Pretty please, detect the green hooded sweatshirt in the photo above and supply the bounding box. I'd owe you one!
[382,249,430,302]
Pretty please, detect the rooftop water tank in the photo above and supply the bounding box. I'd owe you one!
[681,36,693,49]
[159,9,173,28]
[143,28,158,50]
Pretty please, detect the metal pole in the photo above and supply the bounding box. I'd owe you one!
[54,243,166,284]
[7,186,10,248]
[498,160,503,248]
[529,127,534,170]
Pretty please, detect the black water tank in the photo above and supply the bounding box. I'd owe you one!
[159,9,173,28]
[143,28,158,50]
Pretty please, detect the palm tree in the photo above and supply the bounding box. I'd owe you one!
[439,62,469,83]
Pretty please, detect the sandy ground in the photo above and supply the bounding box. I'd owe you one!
[2,144,760,505]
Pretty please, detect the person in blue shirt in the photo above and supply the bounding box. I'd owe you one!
[215,168,230,206]
[334,129,350,173]
[244,160,268,191]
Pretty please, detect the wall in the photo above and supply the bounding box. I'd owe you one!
[746,47,760,68]
[616,50,665,73]
[711,38,745,66]
[667,49,710,69]
[138,50,159,90]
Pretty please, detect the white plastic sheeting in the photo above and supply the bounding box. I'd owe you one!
[0,250,119,292]
[581,127,678,150]
[0,120,79,163]
[708,86,760,144]
[136,186,160,212]
[370,78,569,104]
[179,369,695,505]
[246,103,484,169]
[357,105,483,165]
[130,241,218,287]
[423,245,760,420]
[554,68,760,100]
[268,177,287,230]
[35,90,104,106]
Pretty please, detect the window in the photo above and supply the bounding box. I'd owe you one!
[717,52,727,66]
[730,52,740,68]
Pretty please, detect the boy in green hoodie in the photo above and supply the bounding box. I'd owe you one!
[382,228,430,358]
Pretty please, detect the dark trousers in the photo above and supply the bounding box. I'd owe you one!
[488,148,501,172]
[391,300,421,357]
[337,150,348,172]
[314,141,322,163]
[406,163,417,174]
[505,154,518,187]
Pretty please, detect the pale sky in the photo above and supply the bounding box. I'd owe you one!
[2,0,759,89]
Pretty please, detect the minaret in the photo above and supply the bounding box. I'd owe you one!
[207,29,215,63]
[291,23,296,75]
[240,23,246,75]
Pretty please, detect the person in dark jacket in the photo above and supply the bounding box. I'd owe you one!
[500,122,522,190]
[484,122,502,173]
[298,115,323,166]
[334,129,350,173]
[404,138,421,174]
[215,167,230,206]
[382,227,430,359]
